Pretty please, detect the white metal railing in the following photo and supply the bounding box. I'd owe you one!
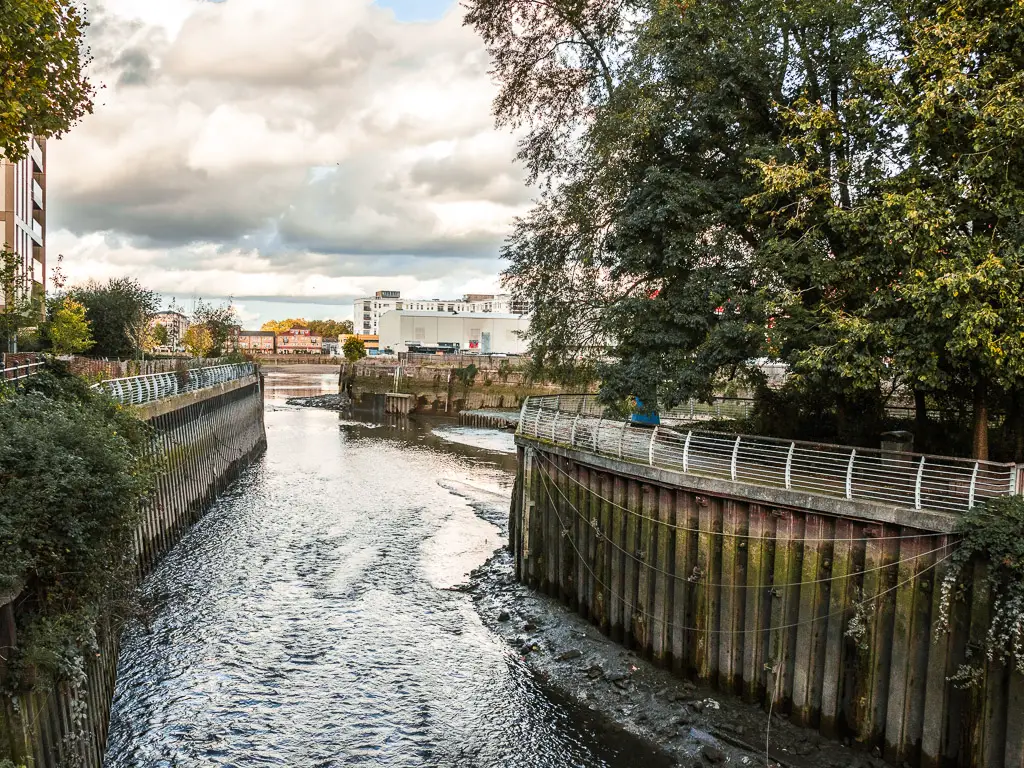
[518,395,1022,515]
[1,360,45,382]
[93,363,256,406]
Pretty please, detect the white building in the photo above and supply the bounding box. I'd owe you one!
[149,311,190,351]
[354,290,530,336]
[378,311,530,355]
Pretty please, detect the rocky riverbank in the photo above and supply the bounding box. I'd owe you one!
[285,393,351,410]
[469,549,892,768]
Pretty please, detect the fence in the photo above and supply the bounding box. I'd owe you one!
[93,363,256,406]
[0,360,44,382]
[518,395,1021,515]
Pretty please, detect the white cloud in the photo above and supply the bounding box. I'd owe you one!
[48,0,528,324]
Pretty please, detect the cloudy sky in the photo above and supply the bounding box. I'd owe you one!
[48,0,531,328]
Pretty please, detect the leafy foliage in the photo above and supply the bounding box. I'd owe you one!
[46,296,93,355]
[342,336,366,362]
[261,318,353,337]
[940,496,1024,674]
[0,365,153,687]
[64,278,159,359]
[182,325,214,359]
[261,318,308,334]
[151,323,169,348]
[469,0,1024,458]
[0,246,39,353]
[0,0,93,160]
[191,299,238,357]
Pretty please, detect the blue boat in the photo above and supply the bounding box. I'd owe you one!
[628,396,661,426]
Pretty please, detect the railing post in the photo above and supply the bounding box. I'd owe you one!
[730,436,741,481]
[683,430,692,473]
[649,426,659,467]
[555,394,561,412]
[594,417,603,451]
[517,397,530,435]
[785,442,795,490]
[533,400,543,437]
[915,456,926,510]
[969,461,980,509]
[618,420,627,460]
[551,410,560,442]
[846,449,856,500]
[570,413,581,448]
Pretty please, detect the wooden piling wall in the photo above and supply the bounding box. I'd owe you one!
[513,438,1024,768]
[0,376,267,768]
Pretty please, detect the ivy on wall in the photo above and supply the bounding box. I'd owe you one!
[940,496,1024,676]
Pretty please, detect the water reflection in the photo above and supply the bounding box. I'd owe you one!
[105,374,670,767]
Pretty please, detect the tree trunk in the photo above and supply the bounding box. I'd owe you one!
[914,388,928,451]
[972,381,989,461]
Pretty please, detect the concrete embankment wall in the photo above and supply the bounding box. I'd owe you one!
[512,437,1024,768]
[0,375,267,768]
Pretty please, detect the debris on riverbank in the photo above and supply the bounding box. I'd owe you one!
[285,393,350,410]
[470,549,890,768]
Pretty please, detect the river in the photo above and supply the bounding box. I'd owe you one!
[104,373,671,767]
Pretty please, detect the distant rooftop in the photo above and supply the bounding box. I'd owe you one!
[385,311,527,320]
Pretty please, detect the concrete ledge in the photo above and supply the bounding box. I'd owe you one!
[133,375,260,421]
[516,435,960,533]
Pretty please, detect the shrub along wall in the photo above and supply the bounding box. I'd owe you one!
[0,369,266,767]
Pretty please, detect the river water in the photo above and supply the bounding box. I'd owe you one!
[104,374,670,767]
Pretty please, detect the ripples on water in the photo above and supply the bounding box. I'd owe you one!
[105,375,670,767]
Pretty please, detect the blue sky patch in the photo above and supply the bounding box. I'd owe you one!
[374,0,455,22]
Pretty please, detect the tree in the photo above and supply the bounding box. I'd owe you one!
[1,246,35,353]
[66,278,159,359]
[308,319,353,338]
[192,299,239,357]
[883,0,1024,459]
[152,323,170,348]
[261,318,308,335]
[0,0,93,161]
[47,297,93,355]
[343,336,366,362]
[182,325,214,359]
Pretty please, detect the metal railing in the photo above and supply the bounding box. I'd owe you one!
[518,395,1022,515]
[93,363,256,406]
[1,360,45,382]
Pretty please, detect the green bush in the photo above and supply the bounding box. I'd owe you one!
[940,495,1024,675]
[0,364,154,688]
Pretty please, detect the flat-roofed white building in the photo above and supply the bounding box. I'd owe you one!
[354,290,532,336]
[378,311,529,355]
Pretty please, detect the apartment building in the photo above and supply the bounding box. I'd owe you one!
[150,311,190,351]
[233,330,276,354]
[353,290,531,336]
[0,137,46,312]
[275,327,322,354]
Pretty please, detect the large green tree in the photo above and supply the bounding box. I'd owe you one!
[65,278,160,359]
[0,0,93,160]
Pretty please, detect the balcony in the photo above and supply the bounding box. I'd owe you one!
[32,179,43,209]
[29,139,43,170]
[30,219,43,245]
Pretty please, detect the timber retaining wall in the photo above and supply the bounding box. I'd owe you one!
[0,375,267,768]
[512,437,1024,768]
